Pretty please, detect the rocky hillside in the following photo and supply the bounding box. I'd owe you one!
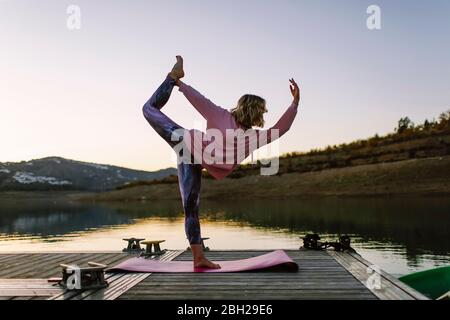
[79,156,450,201]
[0,157,176,191]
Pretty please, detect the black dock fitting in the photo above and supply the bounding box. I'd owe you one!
[122,238,145,253]
[58,262,108,290]
[140,240,167,257]
[186,237,210,251]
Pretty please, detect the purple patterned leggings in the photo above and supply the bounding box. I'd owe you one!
[142,75,202,245]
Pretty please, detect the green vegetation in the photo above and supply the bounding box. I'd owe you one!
[226,109,450,178]
[81,156,450,201]
[115,110,450,190]
[116,175,179,190]
[286,109,450,157]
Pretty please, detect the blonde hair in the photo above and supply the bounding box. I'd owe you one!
[230,94,267,129]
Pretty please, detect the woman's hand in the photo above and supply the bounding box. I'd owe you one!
[289,78,300,104]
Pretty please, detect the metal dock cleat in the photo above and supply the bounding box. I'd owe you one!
[122,237,145,253]
[300,234,356,253]
[186,237,210,251]
[140,240,167,257]
[58,262,108,290]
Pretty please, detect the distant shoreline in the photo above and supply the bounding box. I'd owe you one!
[2,114,449,200]
[74,156,450,202]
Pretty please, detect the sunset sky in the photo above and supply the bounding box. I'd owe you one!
[1,0,449,171]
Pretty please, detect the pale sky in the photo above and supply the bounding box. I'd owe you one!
[1,0,449,171]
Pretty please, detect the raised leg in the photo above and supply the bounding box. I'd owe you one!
[148,75,176,110]
[142,75,184,148]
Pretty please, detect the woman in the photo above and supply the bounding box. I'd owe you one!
[143,56,300,269]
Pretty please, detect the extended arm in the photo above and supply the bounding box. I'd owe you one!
[177,80,227,123]
[270,101,299,136]
[259,101,298,144]
[259,78,300,144]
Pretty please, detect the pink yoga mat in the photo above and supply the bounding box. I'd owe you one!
[108,250,298,273]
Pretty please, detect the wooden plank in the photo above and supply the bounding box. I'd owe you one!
[48,250,183,300]
[0,253,79,278]
[46,253,138,301]
[328,251,428,300]
[0,289,60,297]
[48,271,124,300]
[72,250,182,300]
[84,250,184,300]
[0,278,60,283]
[0,250,420,300]
[328,250,407,300]
[0,254,36,264]
[30,296,48,300]
[88,273,145,300]
[0,279,62,297]
[122,289,375,300]
[130,283,365,290]
[119,249,377,300]
[0,254,58,277]
[0,253,133,300]
[1,252,132,279]
[36,252,125,279]
[11,296,34,300]
[3,253,96,279]
[348,252,428,300]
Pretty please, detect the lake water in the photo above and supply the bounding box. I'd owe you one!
[0,192,449,277]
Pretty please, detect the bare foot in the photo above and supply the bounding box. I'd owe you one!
[194,257,221,269]
[168,55,184,80]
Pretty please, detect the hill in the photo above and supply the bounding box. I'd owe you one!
[79,156,450,201]
[79,110,450,200]
[0,157,176,191]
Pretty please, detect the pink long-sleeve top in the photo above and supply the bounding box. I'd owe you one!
[178,82,298,180]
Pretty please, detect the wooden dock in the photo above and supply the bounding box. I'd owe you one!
[0,249,427,300]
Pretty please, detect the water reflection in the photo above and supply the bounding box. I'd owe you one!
[200,197,450,258]
[0,192,448,275]
[0,197,179,237]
